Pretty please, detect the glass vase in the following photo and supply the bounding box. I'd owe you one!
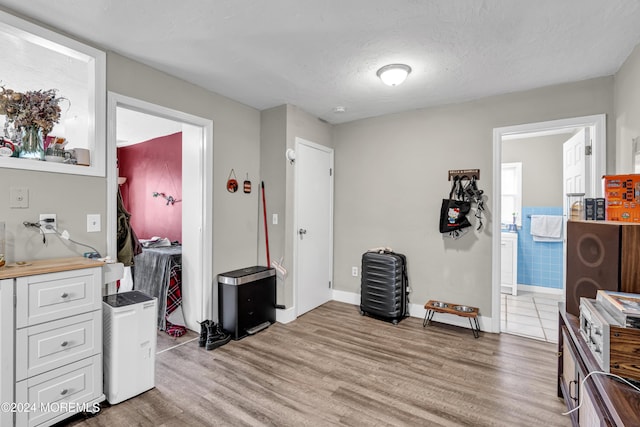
[18,126,45,160]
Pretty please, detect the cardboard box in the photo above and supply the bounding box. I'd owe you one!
[604,174,640,222]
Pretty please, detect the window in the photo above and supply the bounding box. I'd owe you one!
[501,162,522,226]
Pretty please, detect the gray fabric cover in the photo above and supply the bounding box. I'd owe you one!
[133,246,182,330]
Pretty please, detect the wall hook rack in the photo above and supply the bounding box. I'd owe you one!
[448,169,480,181]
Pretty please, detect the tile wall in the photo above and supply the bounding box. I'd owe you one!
[517,206,563,289]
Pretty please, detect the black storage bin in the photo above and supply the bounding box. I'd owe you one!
[218,266,276,340]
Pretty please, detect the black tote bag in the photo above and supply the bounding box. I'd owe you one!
[439,177,472,233]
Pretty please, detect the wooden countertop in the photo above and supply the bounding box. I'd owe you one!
[0,257,105,280]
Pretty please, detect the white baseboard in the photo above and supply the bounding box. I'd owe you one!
[332,290,492,333]
[516,284,563,296]
[276,306,296,324]
[332,289,360,305]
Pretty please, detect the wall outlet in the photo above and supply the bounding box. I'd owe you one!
[39,214,56,234]
[352,266,358,277]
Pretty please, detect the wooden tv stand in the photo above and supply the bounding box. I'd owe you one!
[558,304,640,426]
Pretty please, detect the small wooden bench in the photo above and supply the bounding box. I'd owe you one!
[423,300,480,338]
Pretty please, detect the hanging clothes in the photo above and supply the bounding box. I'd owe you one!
[117,187,142,266]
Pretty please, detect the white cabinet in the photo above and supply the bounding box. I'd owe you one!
[501,232,518,296]
[1,279,15,427]
[0,258,104,427]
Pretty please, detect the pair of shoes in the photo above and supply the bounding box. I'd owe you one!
[205,322,231,351]
[198,320,210,347]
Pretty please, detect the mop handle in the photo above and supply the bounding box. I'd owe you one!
[261,181,271,267]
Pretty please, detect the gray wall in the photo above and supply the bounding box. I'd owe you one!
[1,47,261,289]
[260,105,287,304]
[615,44,640,173]
[502,134,566,207]
[260,104,333,308]
[333,77,614,316]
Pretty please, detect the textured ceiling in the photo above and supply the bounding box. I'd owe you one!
[1,0,640,125]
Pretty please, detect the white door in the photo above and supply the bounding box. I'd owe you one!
[562,127,590,296]
[295,138,333,316]
[563,127,590,218]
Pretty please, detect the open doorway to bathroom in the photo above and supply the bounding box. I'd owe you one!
[491,114,606,342]
[106,93,214,334]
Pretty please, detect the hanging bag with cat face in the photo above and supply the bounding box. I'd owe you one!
[439,176,472,234]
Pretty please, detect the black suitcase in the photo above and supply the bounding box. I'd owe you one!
[360,250,408,324]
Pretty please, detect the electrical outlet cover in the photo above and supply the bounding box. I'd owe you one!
[87,214,101,232]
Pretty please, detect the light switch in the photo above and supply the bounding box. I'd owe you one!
[10,187,29,208]
[87,214,101,232]
[272,214,278,225]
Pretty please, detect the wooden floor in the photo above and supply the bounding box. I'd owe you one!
[64,301,570,427]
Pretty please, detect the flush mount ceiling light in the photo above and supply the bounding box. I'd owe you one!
[376,64,412,86]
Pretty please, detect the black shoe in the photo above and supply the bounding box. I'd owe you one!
[205,323,231,350]
[198,320,210,347]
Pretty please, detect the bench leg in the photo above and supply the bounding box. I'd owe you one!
[469,316,480,339]
[423,309,435,327]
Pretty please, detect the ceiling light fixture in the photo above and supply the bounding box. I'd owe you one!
[376,64,412,86]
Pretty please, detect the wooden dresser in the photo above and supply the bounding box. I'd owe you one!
[0,257,105,427]
[558,304,640,426]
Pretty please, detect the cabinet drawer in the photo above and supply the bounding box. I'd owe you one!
[16,310,102,381]
[16,267,101,327]
[15,355,102,427]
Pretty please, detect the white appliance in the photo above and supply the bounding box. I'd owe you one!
[103,291,157,404]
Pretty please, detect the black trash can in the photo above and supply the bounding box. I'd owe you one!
[217,266,276,340]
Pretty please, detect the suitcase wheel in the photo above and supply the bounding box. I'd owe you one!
[359,309,365,316]
[392,319,398,325]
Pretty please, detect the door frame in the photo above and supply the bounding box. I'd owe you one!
[491,114,606,333]
[293,137,334,317]
[106,92,214,329]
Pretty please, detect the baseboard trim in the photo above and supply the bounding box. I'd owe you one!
[332,290,493,333]
[516,284,563,295]
[276,306,296,324]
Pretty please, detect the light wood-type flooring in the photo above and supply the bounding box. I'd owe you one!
[63,301,570,426]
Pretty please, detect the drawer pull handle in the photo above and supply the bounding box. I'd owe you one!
[61,292,69,298]
[61,341,69,347]
[60,389,68,396]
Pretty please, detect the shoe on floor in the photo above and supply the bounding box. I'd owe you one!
[198,320,210,347]
[206,323,231,350]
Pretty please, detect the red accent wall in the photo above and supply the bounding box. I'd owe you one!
[117,132,182,242]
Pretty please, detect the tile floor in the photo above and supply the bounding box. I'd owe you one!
[501,290,564,343]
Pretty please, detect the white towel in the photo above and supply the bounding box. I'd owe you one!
[530,215,563,242]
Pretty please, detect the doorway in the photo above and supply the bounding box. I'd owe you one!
[106,93,214,332]
[294,137,334,317]
[491,114,606,337]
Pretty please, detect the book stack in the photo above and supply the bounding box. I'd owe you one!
[597,290,640,328]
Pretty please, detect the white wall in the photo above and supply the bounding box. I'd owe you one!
[333,77,614,316]
[615,44,640,173]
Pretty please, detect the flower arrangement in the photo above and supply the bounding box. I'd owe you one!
[0,86,65,135]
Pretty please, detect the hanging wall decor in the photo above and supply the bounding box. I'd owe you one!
[227,168,238,193]
[243,173,252,194]
[440,170,485,239]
